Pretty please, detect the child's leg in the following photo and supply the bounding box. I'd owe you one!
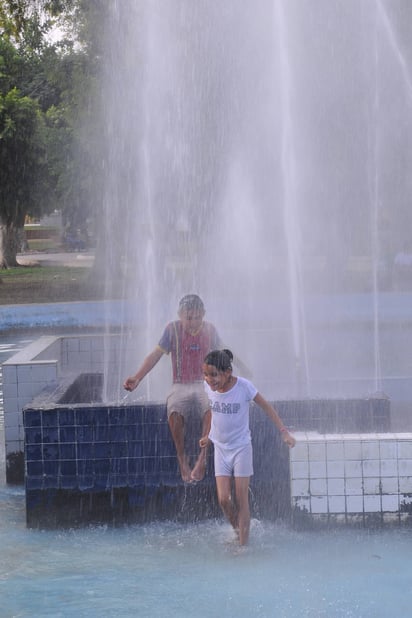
[234,477,250,545]
[168,411,191,482]
[191,410,211,481]
[216,476,239,532]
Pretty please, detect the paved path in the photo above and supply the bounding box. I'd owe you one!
[17,250,94,268]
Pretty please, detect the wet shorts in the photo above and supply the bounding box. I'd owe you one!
[213,442,253,478]
[166,382,209,420]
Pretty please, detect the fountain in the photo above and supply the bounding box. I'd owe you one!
[3,1,412,528]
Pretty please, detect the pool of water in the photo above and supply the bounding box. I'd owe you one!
[1,483,412,618]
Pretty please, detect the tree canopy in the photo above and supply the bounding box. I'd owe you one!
[0,0,101,267]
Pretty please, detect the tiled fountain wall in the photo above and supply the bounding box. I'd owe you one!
[4,334,412,528]
[290,432,412,526]
[2,335,123,483]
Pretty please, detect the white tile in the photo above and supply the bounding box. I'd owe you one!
[326,441,344,460]
[328,496,345,513]
[346,495,364,513]
[363,494,381,512]
[17,364,37,384]
[344,460,362,477]
[344,441,362,460]
[397,441,412,459]
[398,460,412,476]
[381,494,399,512]
[362,441,380,459]
[292,496,310,513]
[380,459,398,477]
[345,477,363,495]
[310,496,328,514]
[399,477,412,493]
[327,478,345,496]
[2,365,17,383]
[379,441,397,459]
[362,460,380,477]
[2,383,18,399]
[290,442,308,461]
[327,460,345,478]
[290,461,309,480]
[309,461,327,478]
[381,477,399,494]
[363,477,381,495]
[308,442,326,461]
[291,479,310,497]
[310,478,327,496]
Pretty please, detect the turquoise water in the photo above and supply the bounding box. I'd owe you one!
[1,483,412,617]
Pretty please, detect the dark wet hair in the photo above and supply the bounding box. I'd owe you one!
[204,349,233,371]
[178,294,205,313]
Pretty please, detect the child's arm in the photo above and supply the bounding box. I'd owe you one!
[253,393,296,448]
[199,409,212,448]
[123,346,164,391]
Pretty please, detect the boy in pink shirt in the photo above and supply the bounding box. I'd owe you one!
[124,294,221,482]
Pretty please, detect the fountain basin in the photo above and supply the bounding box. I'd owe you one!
[22,371,391,528]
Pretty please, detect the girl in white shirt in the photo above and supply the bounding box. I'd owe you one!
[200,349,295,546]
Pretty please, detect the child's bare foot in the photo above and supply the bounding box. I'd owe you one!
[190,458,206,482]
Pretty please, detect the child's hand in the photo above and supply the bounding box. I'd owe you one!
[123,376,140,391]
[282,431,296,448]
[199,436,210,448]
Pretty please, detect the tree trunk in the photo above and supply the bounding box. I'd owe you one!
[0,223,20,268]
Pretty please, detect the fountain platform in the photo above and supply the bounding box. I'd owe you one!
[22,371,390,528]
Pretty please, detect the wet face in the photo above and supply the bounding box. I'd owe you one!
[179,308,205,335]
[203,363,232,392]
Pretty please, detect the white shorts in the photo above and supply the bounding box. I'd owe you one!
[213,442,253,478]
[166,382,209,420]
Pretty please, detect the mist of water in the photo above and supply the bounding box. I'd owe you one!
[99,1,412,417]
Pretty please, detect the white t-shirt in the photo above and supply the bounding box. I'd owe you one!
[205,376,258,449]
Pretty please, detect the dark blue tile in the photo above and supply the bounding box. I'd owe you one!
[76,408,99,426]
[42,410,58,427]
[58,409,75,425]
[61,460,77,475]
[43,427,59,444]
[60,426,76,442]
[78,443,94,459]
[25,428,42,445]
[24,411,42,427]
[43,475,59,489]
[127,458,145,474]
[94,459,110,474]
[110,442,128,458]
[26,477,44,490]
[75,426,93,442]
[43,444,59,460]
[44,460,59,476]
[94,425,111,442]
[60,443,76,459]
[94,443,111,458]
[78,476,94,491]
[108,408,126,424]
[27,461,43,476]
[60,475,78,490]
[110,458,128,474]
[159,457,179,474]
[110,474,128,488]
[128,442,143,458]
[78,459,95,475]
[26,445,42,461]
[144,457,161,473]
[94,474,109,490]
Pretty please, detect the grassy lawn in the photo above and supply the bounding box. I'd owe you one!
[0,264,106,305]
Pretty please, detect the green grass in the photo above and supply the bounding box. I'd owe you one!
[0,264,105,305]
